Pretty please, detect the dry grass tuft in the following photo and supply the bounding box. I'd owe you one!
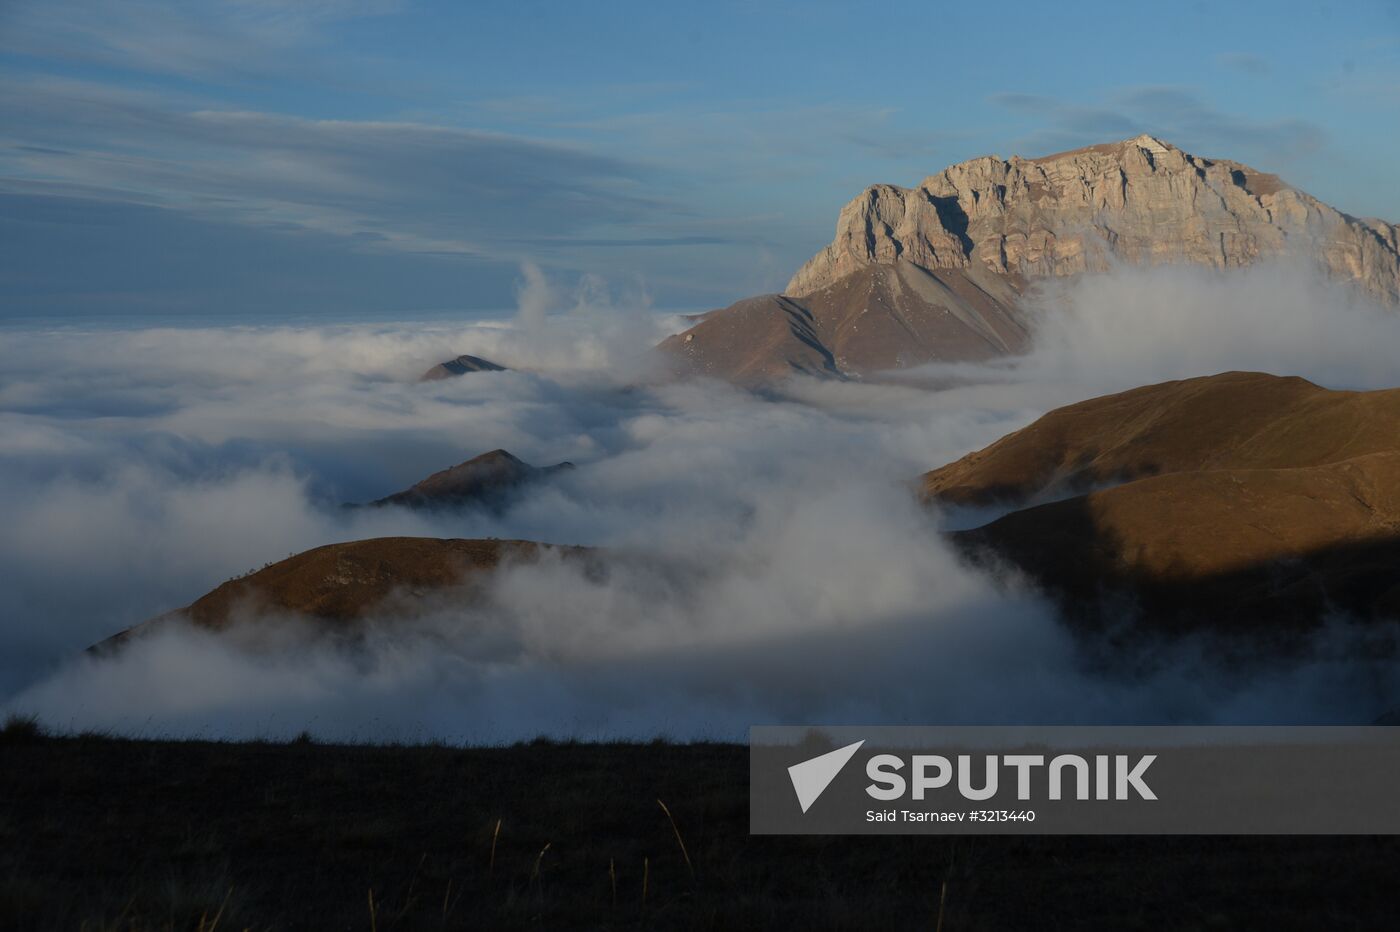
[0,714,44,746]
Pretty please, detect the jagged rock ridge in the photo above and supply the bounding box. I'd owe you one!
[788,134,1399,302]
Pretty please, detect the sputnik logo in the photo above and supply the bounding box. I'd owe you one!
[787,739,865,813]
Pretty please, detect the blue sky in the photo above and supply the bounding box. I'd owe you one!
[3,0,1399,319]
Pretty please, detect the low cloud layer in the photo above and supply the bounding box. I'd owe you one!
[4,263,1400,740]
[1018,263,1400,391]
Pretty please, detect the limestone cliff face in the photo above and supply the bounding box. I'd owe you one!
[787,135,1400,305]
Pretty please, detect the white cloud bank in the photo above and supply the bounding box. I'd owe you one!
[3,262,1400,740]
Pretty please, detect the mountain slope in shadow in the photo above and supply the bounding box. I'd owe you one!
[362,449,573,511]
[420,354,507,381]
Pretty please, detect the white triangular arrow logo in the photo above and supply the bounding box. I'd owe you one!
[787,739,865,813]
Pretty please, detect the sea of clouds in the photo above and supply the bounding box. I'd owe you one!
[3,262,1400,741]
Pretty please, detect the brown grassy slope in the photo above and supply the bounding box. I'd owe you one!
[93,537,577,651]
[1000,452,1400,581]
[922,371,1400,505]
[656,293,843,384]
[658,262,1027,384]
[955,454,1400,628]
[810,262,1027,369]
[923,372,1400,629]
[4,732,1400,931]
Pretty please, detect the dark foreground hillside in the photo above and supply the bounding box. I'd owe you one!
[2,725,1398,930]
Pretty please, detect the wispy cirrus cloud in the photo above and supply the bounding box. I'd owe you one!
[987,85,1327,165]
[0,41,779,315]
[0,0,403,80]
[1215,51,1272,76]
[0,73,752,314]
[0,77,669,254]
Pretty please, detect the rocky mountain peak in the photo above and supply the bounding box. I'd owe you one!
[786,136,1400,304]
